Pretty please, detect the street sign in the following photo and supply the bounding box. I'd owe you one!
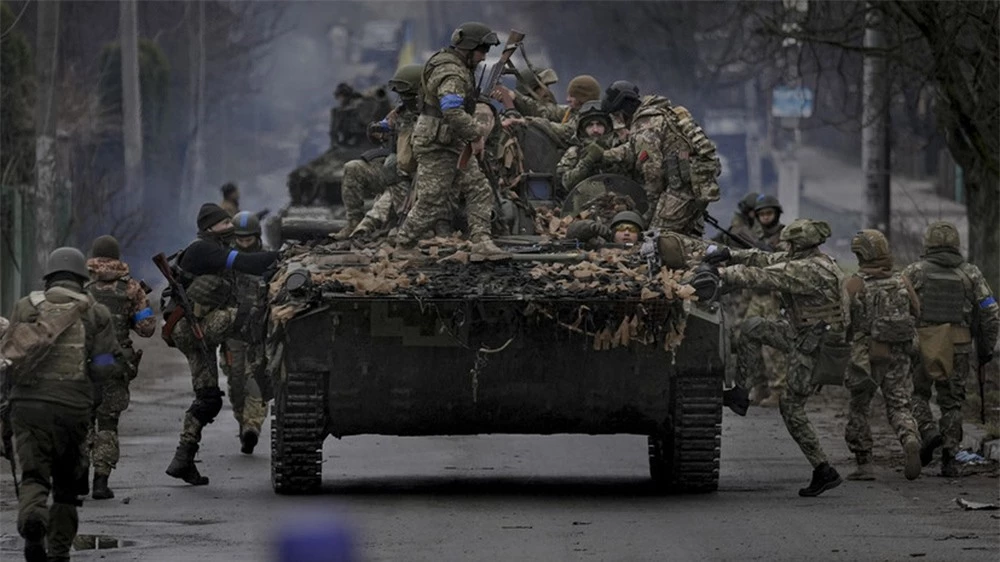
[771,86,814,118]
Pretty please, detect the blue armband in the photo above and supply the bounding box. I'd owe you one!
[133,307,154,323]
[91,354,116,367]
[225,250,238,270]
[440,94,464,111]
[377,119,391,131]
[981,296,997,309]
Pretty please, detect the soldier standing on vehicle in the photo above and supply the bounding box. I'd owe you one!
[220,212,270,454]
[843,230,923,481]
[394,22,507,257]
[163,203,279,485]
[84,235,156,500]
[557,101,630,191]
[697,219,846,496]
[220,183,240,217]
[903,221,999,477]
[2,247,123,562]
[508,67,564,123]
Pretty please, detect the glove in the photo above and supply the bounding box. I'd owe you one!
[723,385,750,416]
[581,142,604,164]
[366,120,390,143]
[703,245,732,266]
[689,264,720,302]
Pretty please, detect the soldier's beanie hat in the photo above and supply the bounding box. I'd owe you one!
[197,202,231,231]
[91,235,121,260]
[923,220,960,250]
[568,75,602,103]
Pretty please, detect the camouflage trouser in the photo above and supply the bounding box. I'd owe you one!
[10,400,90,558]
[737,317,829,468]
[745,294,788,391]
[912,352,970,451]
[366,178,411,227]
[220,339,268,435]
[396,149,493,246]
[342,158,387,222]
[89,377,131,476]
[649,191,707,236]
[173,310,236,447]
[844,343,920,457]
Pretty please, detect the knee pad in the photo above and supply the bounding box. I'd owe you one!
[188,387,225,425]
[96,413,119,432]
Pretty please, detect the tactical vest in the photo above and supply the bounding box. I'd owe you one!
[87,278,132,347]
[857,273,917,342]
[917,262,970,326]
[420,49,477,118]
[28,291,87,383]
[186,273,235,317]
[786,257,845,330]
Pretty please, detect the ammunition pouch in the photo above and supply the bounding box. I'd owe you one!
[413,114,454,147]
[812,334,850,386]
[871,316,916,343]
[917,323,971,381]
[161,306,184,348]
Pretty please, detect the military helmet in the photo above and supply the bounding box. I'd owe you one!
[610,210,646,230]
[923,220,960,251]
[754,194,783,213]
[44,247,89,281]
[450,22,499,51]
[601,80,641,118]
[576,100,613,138]
[388,64,423,96]
[780,218,831,249]
[90,235,121,260]
[850,229,890,264]
[333,82,355,99]
[232,211,261,237]
[737,192,760,215]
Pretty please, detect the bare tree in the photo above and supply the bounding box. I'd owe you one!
[32,0,60,288]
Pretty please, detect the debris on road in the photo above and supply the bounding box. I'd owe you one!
[955,498,999,511]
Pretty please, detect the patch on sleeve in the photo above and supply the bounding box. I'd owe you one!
[638,150,649,163]
[981,295,997,309]
[440,94,465,111]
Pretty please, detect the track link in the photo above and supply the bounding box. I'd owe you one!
[271,371,326,494]
[649,371,722,493]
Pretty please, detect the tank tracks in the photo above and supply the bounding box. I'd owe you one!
[648,371,723,493]
[271,370,326,494]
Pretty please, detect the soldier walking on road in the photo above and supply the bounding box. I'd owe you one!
[394,22,507,257]
[903,221,999,477]
[220,212,270,454]
[163,203,278,485]
[84,235,156,499]
[2,248,123,562]
[697,219,846,496]
[842,230,923,481]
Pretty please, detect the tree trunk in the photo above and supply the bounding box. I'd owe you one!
[862,1,891,237]
[32,0,60,289]
[966,171,1000,293]
[179,1,206,219]
[120,0,144,210]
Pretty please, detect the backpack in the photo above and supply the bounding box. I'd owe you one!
[0,288,90,384]
[861,274,916,343]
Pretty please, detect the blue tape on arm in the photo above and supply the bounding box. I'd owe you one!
[378,119,391,130]
[91,354,115,367]
[440,94,464,111]
[981,296,997,309]
[225,250,238,270]
[132,307,154,323]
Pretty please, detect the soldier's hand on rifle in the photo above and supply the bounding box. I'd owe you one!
[491,86,516,109]
[703,245,732,266]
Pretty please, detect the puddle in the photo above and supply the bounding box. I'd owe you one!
[73,534,138,550]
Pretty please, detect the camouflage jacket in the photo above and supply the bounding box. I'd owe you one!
[86,257,156,346]
[414,48,481,152]
[513,90,568,123]
[722,248,846,332]
[843,268,919,342]
[902,251,999,352]
[557,133,630,191]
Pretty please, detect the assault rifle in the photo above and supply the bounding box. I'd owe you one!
[704,211,770,251]
[458,29,526,169]
[152,253,208,354]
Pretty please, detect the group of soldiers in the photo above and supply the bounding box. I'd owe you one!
[0,19,998,562]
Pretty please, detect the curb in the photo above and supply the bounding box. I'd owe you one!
[961,423,1000,461]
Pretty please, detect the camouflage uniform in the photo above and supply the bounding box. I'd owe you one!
[745,220,789,398]
[513,91,568,123]
[85,255,156,495]
[396,47,495,248]
[357,97,422,234]
[720,220,845,481]
[617,96,721,236]
[340,152,390,223]
[556,101,629,191]
[220,273,268,443]
[843,230,922,480]
[902,222,1000,474]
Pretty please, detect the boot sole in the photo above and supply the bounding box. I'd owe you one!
[165,468,210,486]
[903,441,922,480]
[92,491,115,500]
[798,475,843,497]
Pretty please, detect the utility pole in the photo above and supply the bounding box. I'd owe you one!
[120,0,144,210]
[862,1,891,238]
[33,0,60,288]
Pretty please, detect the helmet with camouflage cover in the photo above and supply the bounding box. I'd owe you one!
[754,194,782,214]
[601,80,641,119]
[388,64,423,97]
[576,100,613,139]
[610,210,645,230]
[450,22,500,51]
[232,211,261,237]
[737,192,760,216]
[780,218,831,249]
[44,247,89,281]
[923,220,960,251]
[850,229,891,266]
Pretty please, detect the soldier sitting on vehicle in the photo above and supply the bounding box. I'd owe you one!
[565,210,645,249]
[557,100,631,192]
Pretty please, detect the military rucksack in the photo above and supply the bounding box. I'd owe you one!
[87,278,132,347]
[858,273,916,343]
[0,288,90,385]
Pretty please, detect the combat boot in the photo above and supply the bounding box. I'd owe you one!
[92,473,114,500]
[722,385,750,416]
[22,519,46,562]
[846,454,876,481]
[166,443,209,485]
[940,449,961,478]
[902,437,922,480]
[351,217,377,238]
[240,428,259,455]
[920,432,943,467]
[469,238,511,261]
[749,384,768,406]
[332,219,360,241]
[798,462,842,497]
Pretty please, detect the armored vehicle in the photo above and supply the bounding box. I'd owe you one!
[266,231,726,495]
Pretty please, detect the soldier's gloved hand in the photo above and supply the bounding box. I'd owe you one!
[366,121,390,144]
[703,245,732,266]
[689,264,720,302]
[582,142,604,164]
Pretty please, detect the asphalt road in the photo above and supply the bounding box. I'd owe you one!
[2,335,998,561]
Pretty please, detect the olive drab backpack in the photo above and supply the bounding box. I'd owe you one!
[0,288,90,385]
[860,274,917,344]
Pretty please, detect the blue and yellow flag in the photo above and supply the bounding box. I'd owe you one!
[397,20,415,69]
